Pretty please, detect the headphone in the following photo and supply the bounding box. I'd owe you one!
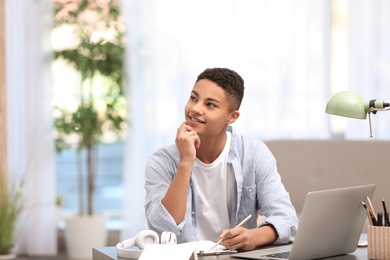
[116,230,177,258]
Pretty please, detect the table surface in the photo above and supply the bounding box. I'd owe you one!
[93,245,368,260]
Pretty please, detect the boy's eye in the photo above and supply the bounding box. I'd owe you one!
[190,96,197,101]
[207,103,217,108]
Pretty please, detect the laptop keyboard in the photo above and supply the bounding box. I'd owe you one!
[261,251,290,259]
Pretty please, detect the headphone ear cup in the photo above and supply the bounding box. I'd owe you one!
[135,230,159,249]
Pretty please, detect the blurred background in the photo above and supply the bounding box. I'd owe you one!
[1,0,390,258]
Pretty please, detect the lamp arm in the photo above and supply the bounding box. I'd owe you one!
[370,107,390,112]
[367,101,390,138]
[370,107,390,113]
[367,100,390,114]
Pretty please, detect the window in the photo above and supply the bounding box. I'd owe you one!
[56,142,124,215]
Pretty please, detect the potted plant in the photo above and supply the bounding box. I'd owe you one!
[53,0,126,259]
[0,175,24,259]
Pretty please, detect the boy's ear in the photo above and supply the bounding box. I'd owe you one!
[228,110,240,124]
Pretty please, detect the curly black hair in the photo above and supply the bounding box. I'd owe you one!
[196,68,245,111]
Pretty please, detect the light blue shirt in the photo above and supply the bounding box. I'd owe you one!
[144,126,298,244]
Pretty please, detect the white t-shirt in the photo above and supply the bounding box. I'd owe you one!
[192,132,234,241]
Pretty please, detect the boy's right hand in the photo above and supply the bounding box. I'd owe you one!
[175,121,200,163]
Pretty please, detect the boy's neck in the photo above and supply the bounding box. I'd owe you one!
[196,131,228,164]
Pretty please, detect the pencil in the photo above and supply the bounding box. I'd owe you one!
[362,202,373,226]
[209,214,252,251]
[383,198,390,226]
[366,196,377,222]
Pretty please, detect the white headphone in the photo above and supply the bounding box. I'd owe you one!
[116,230,177,258]
[161,231,177,245]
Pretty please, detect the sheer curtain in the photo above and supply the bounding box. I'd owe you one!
[121,0,330,239]
[6,0,56,255]
[347,0,390,139]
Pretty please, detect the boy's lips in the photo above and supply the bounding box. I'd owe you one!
[188,116,205,124]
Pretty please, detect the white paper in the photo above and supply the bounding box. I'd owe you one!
[138,240,226,260]
[139,243,197,260]
[185,240,226,253]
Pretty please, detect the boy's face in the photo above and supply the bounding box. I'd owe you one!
[184,79,239,138]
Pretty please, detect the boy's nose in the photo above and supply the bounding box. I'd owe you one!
[190,103,203,114]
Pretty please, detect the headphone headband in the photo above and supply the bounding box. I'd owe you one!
[116,230,176,258]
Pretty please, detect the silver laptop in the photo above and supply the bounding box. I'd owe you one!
[232,184,375,260]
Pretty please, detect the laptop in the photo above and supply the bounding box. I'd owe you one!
[232,184,375,260]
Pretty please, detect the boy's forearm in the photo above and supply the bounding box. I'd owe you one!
[161,161,193,224]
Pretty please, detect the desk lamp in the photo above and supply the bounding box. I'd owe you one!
[325,91,390,137]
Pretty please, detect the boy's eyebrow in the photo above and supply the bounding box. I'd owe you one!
[191,90,221,103]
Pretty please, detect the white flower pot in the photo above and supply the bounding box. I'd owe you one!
[65,214,108,260]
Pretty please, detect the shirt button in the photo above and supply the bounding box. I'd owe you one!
[248,188,253,193]
[192,211,195,215]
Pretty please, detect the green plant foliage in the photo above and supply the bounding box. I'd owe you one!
[53,0,126,215]
[0,177,24,254]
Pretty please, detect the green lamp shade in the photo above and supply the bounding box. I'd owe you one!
[325,91,367,119]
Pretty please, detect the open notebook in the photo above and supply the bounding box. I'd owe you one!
[232,184,375,260]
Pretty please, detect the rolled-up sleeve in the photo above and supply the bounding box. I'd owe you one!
[144,145,195,243]
[255,142,298,244]
[232,136,298,244]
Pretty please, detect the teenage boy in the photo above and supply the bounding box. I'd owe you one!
[144,68,298,251]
